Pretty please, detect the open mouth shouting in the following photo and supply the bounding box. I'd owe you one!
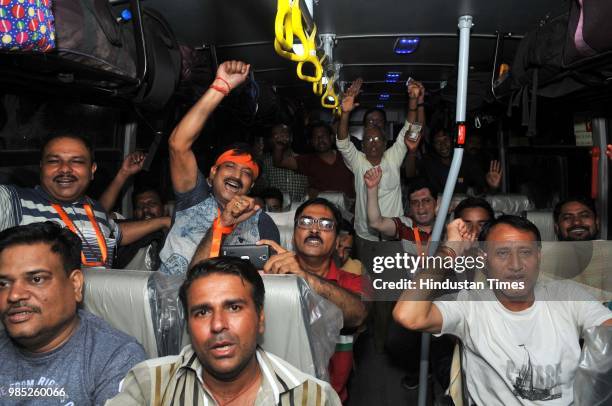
[304,234,323,246]
[223,177,243,194]
[209,339,236,358]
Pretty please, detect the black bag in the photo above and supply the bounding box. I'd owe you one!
[53,0,138,84]
[135,8,181,111]
[564,0,612,66]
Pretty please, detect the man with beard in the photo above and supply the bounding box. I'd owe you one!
[553,197,599,241]
[259,198,368,402]
[365,167,435,249]
[338,78,425,245]
[0,222,146,404]
[272,121,355,199]
[394,215,612,406]
[0,134,171,268]
[159,60,279,275]
[108,257,341,405]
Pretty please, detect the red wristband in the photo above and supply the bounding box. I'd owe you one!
[214,76,232,93]
[209,84,229,96]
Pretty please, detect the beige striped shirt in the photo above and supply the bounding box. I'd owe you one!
[105,345,341,406]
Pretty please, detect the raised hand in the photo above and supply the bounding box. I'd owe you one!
[120,152,146,176]
[485,160,503,189]
[215,60,250,91]
[445,218,477,255]
[341,78,363,113]
[219,195,260,228]
[364,166,383,189]
[407,81,420,99]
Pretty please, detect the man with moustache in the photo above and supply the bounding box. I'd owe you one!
[553,197,599,241]
[0,134,171,268]
[159,60,279,275]
[453,196,495,236]
[272,121,355,199]
[365,167,435,249]
[107,257,341,406]
[0,222,146,404]
[394,215,612,405]
[338,79,425,246]
[259,198,368,402]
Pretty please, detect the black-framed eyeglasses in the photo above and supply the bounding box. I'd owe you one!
[296,216,336,231]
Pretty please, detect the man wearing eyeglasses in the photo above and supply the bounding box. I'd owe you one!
[338,78,425,250]
[259,198,368,402]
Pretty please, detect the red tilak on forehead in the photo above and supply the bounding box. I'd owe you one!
[215,149,259,179]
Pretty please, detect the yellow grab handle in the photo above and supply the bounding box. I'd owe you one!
[274,38,309,62]
[274,0,293,51]
[296,25,322,82]
[313,80,323,95]
[321,79,339,108]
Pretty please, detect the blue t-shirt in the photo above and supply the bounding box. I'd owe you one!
[0,309,146,405]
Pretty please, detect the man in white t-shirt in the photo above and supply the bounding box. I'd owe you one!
[393,215,612,406]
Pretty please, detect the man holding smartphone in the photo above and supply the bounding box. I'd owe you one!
[159,60,280,275]
[259,198,369,402]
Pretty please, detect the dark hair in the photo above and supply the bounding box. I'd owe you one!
[454,197,495,221]
[407,178,438,199]
[307,121,333,138]
[339,218,355,236]
[294,197,343,235]
[132,187,163,207]
[553,197,597,223]
[215,142,262,177]
[41,132,95,162]
[261,187,283,205]
[179,257,265,317]
[478,215,541,247]
[362,108,387,127]
[0,222,82,274]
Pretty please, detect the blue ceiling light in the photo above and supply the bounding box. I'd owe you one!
[379,93,390,101]
[394,37,420,54]
[376,104,385,109]
[385,71,401,83]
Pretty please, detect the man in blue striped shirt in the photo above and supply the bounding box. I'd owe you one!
[0,133,170,268]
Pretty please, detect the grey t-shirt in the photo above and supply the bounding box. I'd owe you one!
[0,309,146,405]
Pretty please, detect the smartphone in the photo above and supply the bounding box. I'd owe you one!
[407,122,422,142]
[221,244,270,269]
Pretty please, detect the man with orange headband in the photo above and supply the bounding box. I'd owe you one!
[159,60,280,275]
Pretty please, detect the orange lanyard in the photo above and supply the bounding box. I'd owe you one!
[210,208,235,258]
[51,203,108,267]
[413,227,429,256]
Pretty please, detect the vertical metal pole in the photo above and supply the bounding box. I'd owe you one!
[121,121,137,218]
[498,121,508,193]
[417,15,473,406]
[592,118,608,239]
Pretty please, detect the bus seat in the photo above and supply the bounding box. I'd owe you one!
[524,210,557,241]
[267,208,297,251]
[82,269,159,358]
[485,194,534,216]
[318,191,348,211]
[84,269,342,379]
[177,274,343,380]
